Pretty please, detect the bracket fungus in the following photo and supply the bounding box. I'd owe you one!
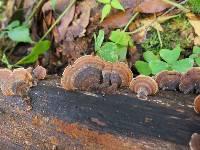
[61,55,105,91]
[194,95,200,114]
[61,55,133,92]
[129,75,158,100]
[190,133,200,150]
[155,71,182,91]
[179,67,200,94]
[0,68,12,85]
[33,65,47,80]
[1,68,33,96]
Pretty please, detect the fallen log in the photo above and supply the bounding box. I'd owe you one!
[0,77,199,150]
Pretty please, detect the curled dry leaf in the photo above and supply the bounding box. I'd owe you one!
[155,71,182,91]
[190,133,200,150]
[64,0,97,41]
[130,75,158,100]
[179,67,200,94]
[42,0,76,42]
[61,55,133,92]
[187,13,200,46]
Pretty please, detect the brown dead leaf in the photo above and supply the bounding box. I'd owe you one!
[120,0,172,13]
[42,0,70,12]
[101,0,172,29]
[57,5,75,42]
[186,13,200,36]
[186,13,200,46]
[194,37,200,46]
[101,9,133,29]
[62,38,89,64]
[64,0,97,41]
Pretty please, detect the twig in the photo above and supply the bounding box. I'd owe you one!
[127,0,187,35]
[123,12,139,32]
[27,0,45,24]
[40,0,76,41]
[156,29,163,48]
[162,0,189,13]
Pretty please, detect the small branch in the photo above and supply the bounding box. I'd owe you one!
[123,12,139,32]
[156,29,163,48]
[162,0,190,13]
[27,0,45,25]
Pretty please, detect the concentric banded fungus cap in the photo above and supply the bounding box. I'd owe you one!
[179,67,200,94]
[1,68,33,96]
[194,95,200,113]
[102,61,113,84]
[155,71,182,91]
[129,75,158,100]
[0,68,12,85]
[33,65,47,80]
[111,62,133,87]
[61,55,105,91]
[190,133,200,150]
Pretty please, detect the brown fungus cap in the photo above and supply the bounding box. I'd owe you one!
[112,62,133,87]
[130,75,158,100]
[33,65,47,80]
[190,133,200,150]
[1,68,33,96]
[0,68,12,85]
[155,70,182,91]
[194,95,200,114]
[179,67,200,94]
[61,55,105,91]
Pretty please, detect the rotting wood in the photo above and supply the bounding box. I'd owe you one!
[0,76,199,150]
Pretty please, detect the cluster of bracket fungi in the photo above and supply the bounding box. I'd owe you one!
[61,55,200,114]
[0,55,199,114]
[0,66,46,110]
[61,55,133,92]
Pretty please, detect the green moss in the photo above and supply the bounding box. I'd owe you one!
[141,15,193,53]
[188,0,200,13]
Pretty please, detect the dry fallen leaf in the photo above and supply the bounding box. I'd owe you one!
[187,13,200,46]
[64,0,97,41]
[120,0,172,13]
[194,37,200,46]
[187,13,200,36]
[57,5,75,42]
[101,9,133,29]
[42,0,71,12]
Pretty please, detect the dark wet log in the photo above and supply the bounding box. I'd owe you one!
[0,77,199,149]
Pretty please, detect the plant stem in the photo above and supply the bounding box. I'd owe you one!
[127,13,180,35]
[156,29,163,48]
[27,0,45,24]
[162,0,190,13]
[123,12,139,32]
[40,0,76,41]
